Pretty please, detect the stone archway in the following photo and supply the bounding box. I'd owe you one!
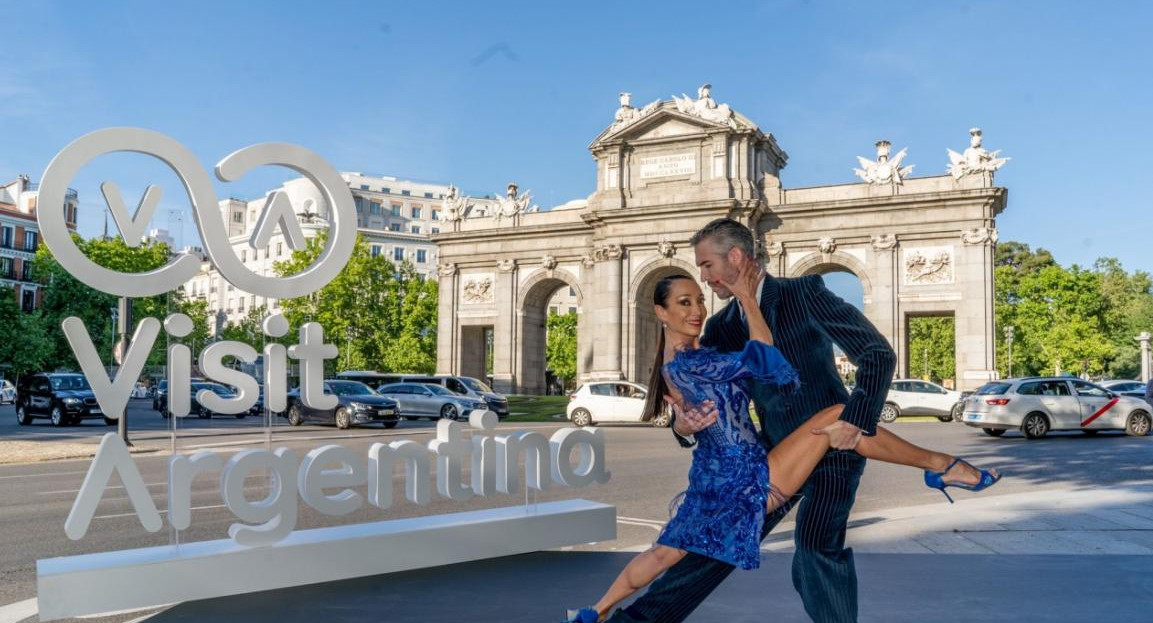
[516,268,584,396]
[628,256,700,387]
[433,86,1007,392]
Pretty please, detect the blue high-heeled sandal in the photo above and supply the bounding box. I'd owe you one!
[562,607,599,623]
[924,457,1001,503]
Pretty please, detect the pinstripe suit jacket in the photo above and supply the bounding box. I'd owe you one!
[687,274,896,447]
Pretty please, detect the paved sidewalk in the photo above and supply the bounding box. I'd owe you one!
[112,486,1153,623]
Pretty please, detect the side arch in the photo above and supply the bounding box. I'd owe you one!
[515,267,585,395]
[786,250,874,299]
[626,255,699,383]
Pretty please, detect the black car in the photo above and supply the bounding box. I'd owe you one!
[157,381,247,419]
[152,379,168,411]
[15,373,113,426]
[284,380,400,429]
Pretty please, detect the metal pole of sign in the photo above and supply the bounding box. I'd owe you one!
[116,297,133,447]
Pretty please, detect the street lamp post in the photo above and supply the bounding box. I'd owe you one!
[1004,325,1015,379]
[344,326,352,371]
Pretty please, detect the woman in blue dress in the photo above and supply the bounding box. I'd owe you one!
[564,267,1001,623]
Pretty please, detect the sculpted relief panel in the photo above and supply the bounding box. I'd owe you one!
[462,274,495,304]
[902,246,955,286]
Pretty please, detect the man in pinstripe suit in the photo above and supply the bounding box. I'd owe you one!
[605,218,896,623]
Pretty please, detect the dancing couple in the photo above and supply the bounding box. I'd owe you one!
[564,218,1001,623]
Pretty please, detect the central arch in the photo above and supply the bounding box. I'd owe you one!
[516,267,585,396]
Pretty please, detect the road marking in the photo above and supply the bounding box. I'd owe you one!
[1081,398,1119,427]
[38,482,167,496]
[0,470,88,480]
[95,504,227,520]
[0,597,37,623]
[617,515,666,532]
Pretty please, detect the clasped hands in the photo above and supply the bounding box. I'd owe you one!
[667,397,863,450]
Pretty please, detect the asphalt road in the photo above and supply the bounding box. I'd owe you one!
[2,401,1151,622]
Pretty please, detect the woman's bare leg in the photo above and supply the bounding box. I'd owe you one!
[588,545,687,620]
[766,405,995,513]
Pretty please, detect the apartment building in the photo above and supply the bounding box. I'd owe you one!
[0,176,79,311]
[184,173,499,333]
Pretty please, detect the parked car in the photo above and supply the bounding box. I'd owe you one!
[881,379,964,423]
[1098,380,1146,395]
[157,381,246,419]
[343,372,511,419]
[376,382,488,421]
[961,377,1152,438]
[284,380,400,429]
[15,373,114,426]
[152,379,168,411]
[0,380,15,405]
[566,381,668,427]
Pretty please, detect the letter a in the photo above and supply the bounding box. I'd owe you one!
[249,190,307,251]
[65,433,162,540]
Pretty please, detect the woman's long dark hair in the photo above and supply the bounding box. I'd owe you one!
[642,274,694,421]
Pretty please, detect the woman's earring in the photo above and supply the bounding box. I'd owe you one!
[662,323,667,329]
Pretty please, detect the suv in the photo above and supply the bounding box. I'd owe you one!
[962,377,1152,439]
[881,380,964,423]
[152,379,168,411]
[15,373,114,426]
[0,379,14,405]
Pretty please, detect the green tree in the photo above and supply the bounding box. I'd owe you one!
[1014,264,1113,377]
[546,312,577,390]
[276,232,438,375]
[33,235,174,371]
[0,287,51,380]
[907,316,955,384]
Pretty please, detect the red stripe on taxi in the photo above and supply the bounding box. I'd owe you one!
[1081,397,1119,427]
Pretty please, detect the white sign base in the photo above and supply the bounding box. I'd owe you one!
[37,499,616,621]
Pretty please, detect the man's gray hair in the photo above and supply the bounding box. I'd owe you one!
[690,218,757,258]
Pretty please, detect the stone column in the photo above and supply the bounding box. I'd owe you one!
[956,227,999,390]
[492,259,518,394]
[434,263,458,375]
[1137,332,1152,384]
[869,234,900,369]
[577,254,597,384]
[590,244,624,381]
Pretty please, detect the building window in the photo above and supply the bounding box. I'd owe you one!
[416,249,427,263]
[0,257,11,278]
[277,242,283,256]
[424,192,433,199]
[233,211,243,223]
[401,190,411,196]
[431,227,440,235]
[360,184,369,190]
[410,225,421,234]
[21,289,35,312]
[393,247,405,261]
[1,226,13,248]
[391,204,401,216]
[389,223,402,232]
[381,187,390,194]
[241,249,247,262]
[238,298,245,312]
[22,263,33,281]
[369,201,381,215]
[23,231,38,251]
[431,209,440,221]
[411,207,422,219]
[569,287,575,296]
[568,306,577,315]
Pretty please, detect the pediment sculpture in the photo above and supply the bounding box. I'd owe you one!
[854,140,914,185]
[947,128,1009,180]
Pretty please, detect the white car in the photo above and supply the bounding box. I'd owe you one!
[567,381,669,427]
[881,379,964,423]
[962,377,1152,438]
[0,380,14,405]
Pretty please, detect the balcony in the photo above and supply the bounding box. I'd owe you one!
[23,182,78,199]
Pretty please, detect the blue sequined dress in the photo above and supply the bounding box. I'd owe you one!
[656,340,799,570]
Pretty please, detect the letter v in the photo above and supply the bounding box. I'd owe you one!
[65,433,162,539]
[249,190,307,251]
[101,181,162,248]
[62,316,160,421]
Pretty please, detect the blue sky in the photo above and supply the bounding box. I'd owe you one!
[4,0,1151,304]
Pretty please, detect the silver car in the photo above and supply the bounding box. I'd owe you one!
[376,382,488,421]
[962,377,1152,439]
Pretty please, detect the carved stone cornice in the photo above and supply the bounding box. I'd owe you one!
[818,236,837,255]
[581,254,596,268]
[657,240,676,258]
[496,259,517,272]
[436,263,458,277]
[870,234,897,251]
[960,227,998,246]
[541,255,557,270]
[765,240,784,257]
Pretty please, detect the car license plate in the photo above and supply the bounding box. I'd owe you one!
[91,407,102,415]
[378,409,394,417]
[964,413,981,422]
